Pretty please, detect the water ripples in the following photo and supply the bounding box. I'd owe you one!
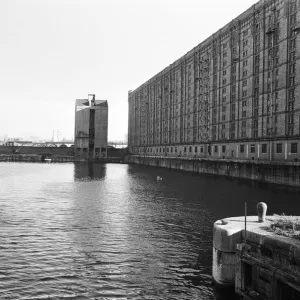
[0,162,216,300]
[2,162,298,299]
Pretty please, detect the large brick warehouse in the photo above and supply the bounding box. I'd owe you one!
[128,0,300,162]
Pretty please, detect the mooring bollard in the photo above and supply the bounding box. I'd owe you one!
[257,202,267,222]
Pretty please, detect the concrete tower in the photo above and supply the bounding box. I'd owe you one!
[74,94,108,160]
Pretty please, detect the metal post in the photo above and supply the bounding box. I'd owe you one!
[244,202,247,243]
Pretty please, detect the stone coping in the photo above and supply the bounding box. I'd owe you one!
[213,215,300,263]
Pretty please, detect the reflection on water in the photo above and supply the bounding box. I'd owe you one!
[0,162,299,300]
[74,162,106,181]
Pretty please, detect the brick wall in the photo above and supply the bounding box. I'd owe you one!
[128,0,300,162]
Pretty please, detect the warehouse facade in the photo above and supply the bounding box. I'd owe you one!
[128,0,300,162]
[75,94,108,160]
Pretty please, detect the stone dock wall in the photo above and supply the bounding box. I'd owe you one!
[0,154,75,163]
[0,146,73,156]
[126,155,300,187]
[0,146,127,163]
[0,154,125,163]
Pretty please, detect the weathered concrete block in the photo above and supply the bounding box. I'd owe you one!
[213,219,243,252]
[212,247,236,286]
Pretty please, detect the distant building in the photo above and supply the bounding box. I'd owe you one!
[5,141,33,147]
[74,94,108,159]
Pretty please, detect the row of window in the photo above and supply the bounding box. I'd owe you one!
[238,143,298,154]
[132,3,297,97]
[76,148,105,152]
[135,88,291,116]
[140,142,298,155]
[144,146,205,154]
[214,143,298,154]
[134,62,294,105]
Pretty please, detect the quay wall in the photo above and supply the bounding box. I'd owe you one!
[0,146,73,156]
[0,154,125,163]
[0,154,75,163]
[0,146,127,157]
[0,154,43,162]
[126,155,300,187]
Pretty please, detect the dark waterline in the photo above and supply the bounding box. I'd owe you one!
[0,162,299,300]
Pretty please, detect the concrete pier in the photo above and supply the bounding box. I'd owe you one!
[213,215,300,299]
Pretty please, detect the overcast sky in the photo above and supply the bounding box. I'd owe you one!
[0,0,258,141]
